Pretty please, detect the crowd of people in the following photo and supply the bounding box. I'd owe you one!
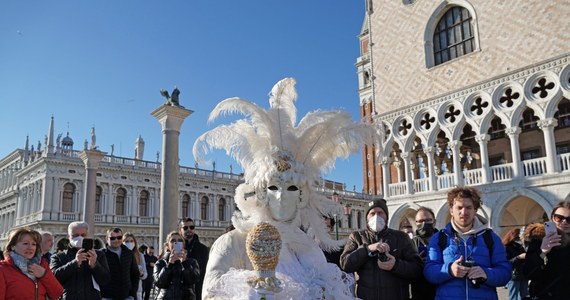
[0,190,568,300]
[0,217,209,300]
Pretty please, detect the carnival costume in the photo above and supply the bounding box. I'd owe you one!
[193,78,378,299]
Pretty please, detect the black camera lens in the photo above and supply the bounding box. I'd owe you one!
[377,253,389,262]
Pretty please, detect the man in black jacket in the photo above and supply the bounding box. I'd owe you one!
[101,227,140,300]
[180,218,209,300]
[51,221,110,300]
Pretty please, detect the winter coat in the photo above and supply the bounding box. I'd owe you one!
[504,241,526,281]
[340,227,423,300]
[184,234,209,300]
[411,234,437,300]
[154,252,200,300]
[523,232,570,300]
[424,222,511,300]
[101,244,140,299]
[0,255,63,300]
[51,247,110,300]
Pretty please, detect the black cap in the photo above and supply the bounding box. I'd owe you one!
[366,198,389,217]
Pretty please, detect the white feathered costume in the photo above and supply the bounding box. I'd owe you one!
[193,78,378,299]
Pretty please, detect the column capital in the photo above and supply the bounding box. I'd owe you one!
[151,105,194,132]
[400,151,411,160]
[537,118,558,130]
[505,127,521,137]
[448,140,462,149]
[475,134,490,143]
[78,149,106,169]
[423,146,435,155]
[381,156,393,165]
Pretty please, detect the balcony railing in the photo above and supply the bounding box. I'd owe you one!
[560,153,570,172]
[522,157,547,177]
[491,164,513,182]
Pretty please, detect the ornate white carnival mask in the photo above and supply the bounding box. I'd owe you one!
[266,180,300,222]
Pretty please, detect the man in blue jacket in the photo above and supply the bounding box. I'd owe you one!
[424,187,511,300]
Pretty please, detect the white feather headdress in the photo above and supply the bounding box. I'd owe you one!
[193,78,378,250]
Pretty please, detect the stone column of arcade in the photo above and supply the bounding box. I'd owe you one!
[152,94,193,253]
[79,149,106,231]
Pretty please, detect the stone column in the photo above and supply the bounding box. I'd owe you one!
[475,134,491,183]
[79,149,106,230]
[401,152,414,195]
[449,141,463,186]
[424,147,437,191]
[381,156,392,198]
[506,127,523,178]
[151,104,193,251]
[538,118,560,174]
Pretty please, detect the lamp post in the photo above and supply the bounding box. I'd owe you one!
[332,192,340,240]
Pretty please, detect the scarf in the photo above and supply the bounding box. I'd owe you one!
[9,251,41,280]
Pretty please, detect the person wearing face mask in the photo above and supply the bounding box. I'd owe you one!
[0,227,63,300]
[123,232,147,300]
[51,221,110,300]
[410,206,438,300]
[340,198,423,300]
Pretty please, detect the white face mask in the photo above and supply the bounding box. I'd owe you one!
[124,242,135,251]
[266,183,300,222]
[69,236,83,249]
[368,215,386,232]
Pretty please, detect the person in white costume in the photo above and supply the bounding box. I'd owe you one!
[193,78,378,300]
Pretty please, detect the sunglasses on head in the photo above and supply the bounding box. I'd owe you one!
[109,236,123,241]
[182,225,195,230]
[170,239,184,243]
[553,214,570,223]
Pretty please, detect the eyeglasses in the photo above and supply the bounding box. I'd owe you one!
[182,225,195,231]
[109,236,123,241]
[415,218,434,224]
[553,214,570,223]
[170,239,184,243]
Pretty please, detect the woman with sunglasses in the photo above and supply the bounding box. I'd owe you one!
[154,231,200,300]
[524,201,570,300]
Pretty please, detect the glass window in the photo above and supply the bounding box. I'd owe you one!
[201,196,209,220]
[139,190,149,217]
[218,198,226,221]
[62,183,75,212]
[95,186,102,214]
[116,188,126,215]
[182,194,190,218]
[433,6,474,66]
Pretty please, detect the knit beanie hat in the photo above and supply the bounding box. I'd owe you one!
[366,199,389,218]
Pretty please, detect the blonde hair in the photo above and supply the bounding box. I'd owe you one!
[123,232,142,265]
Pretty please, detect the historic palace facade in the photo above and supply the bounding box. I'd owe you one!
[357,0,570,235]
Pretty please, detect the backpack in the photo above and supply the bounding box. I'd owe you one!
[437,228,495,259]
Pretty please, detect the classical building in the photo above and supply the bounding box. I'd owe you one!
[357,0,570,235]
[0,116,373,250]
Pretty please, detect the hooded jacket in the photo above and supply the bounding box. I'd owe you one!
[340,227,423,300]
[424,218,511,300]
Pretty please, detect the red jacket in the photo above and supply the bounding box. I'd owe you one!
[0,255,64,300]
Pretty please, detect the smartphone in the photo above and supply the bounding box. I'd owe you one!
[544,221,557,236]
[82,238,94,251]
[459,260,476,267]
[418,245,427,258]
[173,241,183,254]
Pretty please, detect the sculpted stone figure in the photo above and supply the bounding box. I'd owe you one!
[160,87,181,106]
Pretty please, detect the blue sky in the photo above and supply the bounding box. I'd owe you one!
[0,1,367,192]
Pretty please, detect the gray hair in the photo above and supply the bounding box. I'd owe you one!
[38,230,53,238]
[68,221,89,236]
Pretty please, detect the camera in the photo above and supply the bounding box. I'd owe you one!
[459,259,475,268]
[377,252,389,262]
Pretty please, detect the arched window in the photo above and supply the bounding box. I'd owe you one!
[182,194,190,218]
[139,190,149,216]
[218,198,226,221]
[200,196,209,220]
[433,6,474,66]
[347,212,353,229]
[62,183,75,212]
[357,211,363,229]
[95,186,102,214]
[116,187,126,215]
